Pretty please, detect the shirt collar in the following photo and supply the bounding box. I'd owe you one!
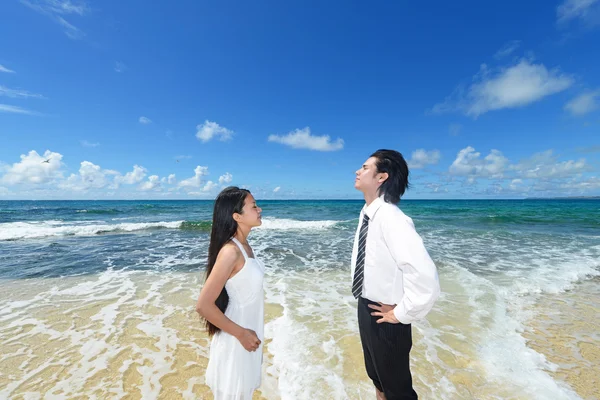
[362,196,384,220]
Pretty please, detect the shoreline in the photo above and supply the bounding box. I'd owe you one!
[0,269,598,398]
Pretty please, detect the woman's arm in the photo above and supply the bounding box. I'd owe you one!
[196,244,261,351]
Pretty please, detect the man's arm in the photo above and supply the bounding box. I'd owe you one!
[382,212,440,324]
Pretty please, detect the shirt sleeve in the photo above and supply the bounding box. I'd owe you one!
[381,211,440,324]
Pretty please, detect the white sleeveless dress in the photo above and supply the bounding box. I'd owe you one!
[205,238,265,400]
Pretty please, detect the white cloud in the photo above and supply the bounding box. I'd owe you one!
[181,180,217,193]
[22,0,88,15]
[56,16,84,39]
[218,172,232,184]
[509,179,525,192]
[78,162,114,188]
[0,104,37,115]
[511,150,587,179]
[178,166,209,189]
[449,147,510,178]
[203,181,217,192]
[557,0,600,24]
[447,147,592,196]
[140,175,161,191]
[59,161,118,191]
[268,127,344,151]
[432,60,574,118]
[0,149,234,198]
[21,0,89,39]
[564,90,600,115]
[273,186,281,193]
[1,150,64,185]
[196,120,234,142]
[512,175,600,195]
[494,40,521,59]
[113,165,147,187]
[408,149,441,169]
[80,140,99,147]
[139,116,152,124]
[0,85,44,99]
[0,64,15,73]
[424,183,449,193]
[559,176,600,191]
[114,61,126,73]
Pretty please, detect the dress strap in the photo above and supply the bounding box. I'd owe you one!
[231,237,249,261]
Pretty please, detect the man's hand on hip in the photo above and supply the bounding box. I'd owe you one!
[368,302,399,324]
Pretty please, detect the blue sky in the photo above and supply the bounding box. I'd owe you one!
[1,0,599,200]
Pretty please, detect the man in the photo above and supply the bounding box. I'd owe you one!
[351,149,440,399]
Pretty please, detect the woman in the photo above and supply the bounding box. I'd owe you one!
[196,186,265,400]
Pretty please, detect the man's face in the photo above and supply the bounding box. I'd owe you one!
[355,157,382,194]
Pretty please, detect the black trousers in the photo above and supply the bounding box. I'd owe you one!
[358,297,418,400]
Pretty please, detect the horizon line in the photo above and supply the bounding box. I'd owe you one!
[2,197,599,201]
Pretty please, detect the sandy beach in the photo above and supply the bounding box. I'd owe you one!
[1,200,599,399]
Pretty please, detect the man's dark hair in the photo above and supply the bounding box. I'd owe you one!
[370,149,410,204]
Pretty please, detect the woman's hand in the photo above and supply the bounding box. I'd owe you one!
[236,328,261,352]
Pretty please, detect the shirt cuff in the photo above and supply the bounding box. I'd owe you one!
[393,303,414,325]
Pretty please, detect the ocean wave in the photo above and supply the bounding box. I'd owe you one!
[0,217,345,240]
[0,221,184,241]
[256,217,341,230]
[75,209,121,215]
[177,217,344,232]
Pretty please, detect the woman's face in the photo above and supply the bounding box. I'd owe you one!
[234,194,262,228]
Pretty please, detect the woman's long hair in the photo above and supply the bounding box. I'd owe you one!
[204,186,251,336]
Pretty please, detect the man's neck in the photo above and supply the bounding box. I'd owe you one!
[363,191,379,207]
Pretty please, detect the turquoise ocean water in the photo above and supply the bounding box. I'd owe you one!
[0,199,598,399]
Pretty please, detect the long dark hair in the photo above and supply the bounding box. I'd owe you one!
[204,186,251,337]
[371,149,410,204]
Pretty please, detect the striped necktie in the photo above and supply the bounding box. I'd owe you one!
[352,214,370,299]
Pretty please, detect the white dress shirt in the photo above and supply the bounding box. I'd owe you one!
[350,196,440,324]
